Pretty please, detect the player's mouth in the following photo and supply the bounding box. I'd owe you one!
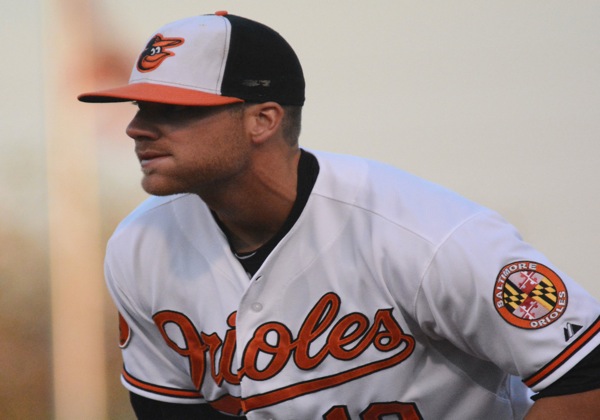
[137,151,172,170]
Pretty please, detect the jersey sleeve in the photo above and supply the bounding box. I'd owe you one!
[104,246,207,405]
[414,209,600,392]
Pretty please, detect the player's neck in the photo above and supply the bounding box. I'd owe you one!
[204,149,301,253]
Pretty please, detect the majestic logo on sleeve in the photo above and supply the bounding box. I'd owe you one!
[494,261,568,329]
[136,34,184,72]
[149,292,415,415]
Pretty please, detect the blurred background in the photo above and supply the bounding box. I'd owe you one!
[1,0,599,418]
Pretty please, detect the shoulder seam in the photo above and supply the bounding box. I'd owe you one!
[411,209,490,321]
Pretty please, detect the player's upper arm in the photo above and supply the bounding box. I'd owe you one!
[525,388,600,419]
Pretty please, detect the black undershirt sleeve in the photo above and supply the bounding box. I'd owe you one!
[532,344,600,400]
[129,392,247,419]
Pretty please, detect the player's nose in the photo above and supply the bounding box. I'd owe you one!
[126,111,160,141]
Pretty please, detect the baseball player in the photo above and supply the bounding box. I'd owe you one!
[78,11,600,419]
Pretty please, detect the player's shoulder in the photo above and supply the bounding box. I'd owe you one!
[310,148,460,197]
[309,149,488,236]
[111,193,199,238]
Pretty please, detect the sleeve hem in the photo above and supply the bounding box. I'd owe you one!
[121,371,206,405]
[525,316,600,392]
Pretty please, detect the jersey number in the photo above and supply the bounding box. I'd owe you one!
[324,402,423,419]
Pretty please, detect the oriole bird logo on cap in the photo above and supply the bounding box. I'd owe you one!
[136,34,184,72]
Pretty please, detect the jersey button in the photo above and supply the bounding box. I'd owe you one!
[251,302,263,312]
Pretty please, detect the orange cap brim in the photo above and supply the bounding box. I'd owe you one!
[77,83,244,106]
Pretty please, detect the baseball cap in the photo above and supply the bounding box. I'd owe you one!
[78,11,305,106]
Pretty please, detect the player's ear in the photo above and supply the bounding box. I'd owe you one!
[244,102,285,145]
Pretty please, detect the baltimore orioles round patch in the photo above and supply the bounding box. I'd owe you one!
[493,261,568,329]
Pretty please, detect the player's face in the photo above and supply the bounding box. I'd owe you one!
[126,102,251,196]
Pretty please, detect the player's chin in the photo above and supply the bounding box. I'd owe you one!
[140,175,187,196]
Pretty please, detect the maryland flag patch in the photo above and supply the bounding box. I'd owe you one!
[494,261,568,329]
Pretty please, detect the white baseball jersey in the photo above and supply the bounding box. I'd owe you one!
[106,150,600,419]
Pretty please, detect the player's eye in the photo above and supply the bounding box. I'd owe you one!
[131,101,196,119]
[130,101,227,122]
[158,104,189,116]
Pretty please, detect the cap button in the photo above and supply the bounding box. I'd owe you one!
[215,10,228,16]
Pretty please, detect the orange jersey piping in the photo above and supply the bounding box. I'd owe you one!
[524,316,600,388]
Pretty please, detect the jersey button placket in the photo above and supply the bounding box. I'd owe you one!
[248,274,265,312]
